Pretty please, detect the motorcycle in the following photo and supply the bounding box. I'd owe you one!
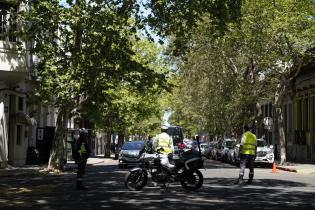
[124,147,204,191]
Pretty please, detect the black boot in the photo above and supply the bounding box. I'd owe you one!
[246,179,253,184]
[247,172,254,184]
[234,177,245,185]
[76,180,86,190]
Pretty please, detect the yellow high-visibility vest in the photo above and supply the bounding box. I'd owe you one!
[155,133,173,154]
[78,143,87,158]
[240,132,257,155]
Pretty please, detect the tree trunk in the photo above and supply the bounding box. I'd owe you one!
[275,106,286,165]
[104,129,112,158]
[48,107,70,171]
[117,131,125,150]
[274,84,287,165]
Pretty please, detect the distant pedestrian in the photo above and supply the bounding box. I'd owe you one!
[73,129,91,190]
[235,125,257,185]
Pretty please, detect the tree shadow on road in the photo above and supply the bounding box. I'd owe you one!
[1,163,314,210]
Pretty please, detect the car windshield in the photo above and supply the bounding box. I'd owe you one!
[225,141,235,149]
[257,140,268,147]
[122,142,144,150]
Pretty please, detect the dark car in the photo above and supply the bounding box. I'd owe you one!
[118,141,145,168]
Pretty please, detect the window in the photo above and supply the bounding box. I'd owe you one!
[18,96,24,111]
[313,96,315,131]
[288,104,292,132]
[268,103,272,117]
[284,104,287,132]
[16,124,22,145]
[297,99,302,130]
[303,97,309,130]
[0,2,17,42]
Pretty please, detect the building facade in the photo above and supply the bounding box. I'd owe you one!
[258,63,315,163]
[0,1,58,167]
[284,62,315,163]
[0,0,30,166]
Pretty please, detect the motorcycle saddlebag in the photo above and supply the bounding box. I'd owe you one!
[184,157,203,170]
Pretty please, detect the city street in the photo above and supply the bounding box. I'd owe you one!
[0,157,314,210]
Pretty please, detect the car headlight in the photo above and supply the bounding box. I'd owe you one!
[266,152,274,159]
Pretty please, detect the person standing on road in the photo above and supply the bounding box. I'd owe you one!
[73,129,91,190]
[235,124,257,185]
[153,125,174,168]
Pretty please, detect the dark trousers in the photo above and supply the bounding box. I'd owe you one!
[77,159,87,180]
[239,154,255,180]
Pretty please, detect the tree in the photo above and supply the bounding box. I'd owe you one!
[18,0,168,170]
[168,0,315,165]
[87,36,172,157]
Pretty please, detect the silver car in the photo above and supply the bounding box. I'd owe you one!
[118,141,145,168]
[221,139,236,162]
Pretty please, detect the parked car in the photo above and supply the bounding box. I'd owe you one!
[221,139,237,162]
[183,139,193,149]
[118,141,145,168]
[200,143,211,158]
[227,140,238,164]
[203,142,215,159]
[211,141,223,160]
[255,138,274,166]
[233,143,241,165]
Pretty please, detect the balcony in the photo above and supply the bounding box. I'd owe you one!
[0,1,27,84]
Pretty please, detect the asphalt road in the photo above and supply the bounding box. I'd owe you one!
[0,158,314,210]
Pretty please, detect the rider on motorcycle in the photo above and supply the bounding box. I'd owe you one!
[153,125,175,169]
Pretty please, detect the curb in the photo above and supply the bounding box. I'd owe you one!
[0,169,44,177]
[276,166,297,173]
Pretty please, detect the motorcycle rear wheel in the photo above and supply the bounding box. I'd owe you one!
[180,169,203,191]
[124,170,147,191]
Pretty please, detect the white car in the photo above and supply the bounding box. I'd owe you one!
[255,138,274,166]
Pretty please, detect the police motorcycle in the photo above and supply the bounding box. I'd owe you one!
[124,143,204,191]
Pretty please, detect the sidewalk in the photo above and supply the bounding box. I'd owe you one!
[275,162,315,175]
[0,155,117,177]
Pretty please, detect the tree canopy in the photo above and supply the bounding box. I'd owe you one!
[16,0,242,169]
[167,0,315,164]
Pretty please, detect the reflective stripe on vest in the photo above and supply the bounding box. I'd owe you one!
[156,133,172,154]
[240,132,256,155]
[79,143,87,158]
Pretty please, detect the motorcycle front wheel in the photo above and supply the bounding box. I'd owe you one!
[124,170,148,191]
[180,169,203,191]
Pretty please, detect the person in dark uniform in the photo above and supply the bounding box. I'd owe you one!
[73,129,90,190]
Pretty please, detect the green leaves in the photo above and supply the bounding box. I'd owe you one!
[167,0,315,137]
